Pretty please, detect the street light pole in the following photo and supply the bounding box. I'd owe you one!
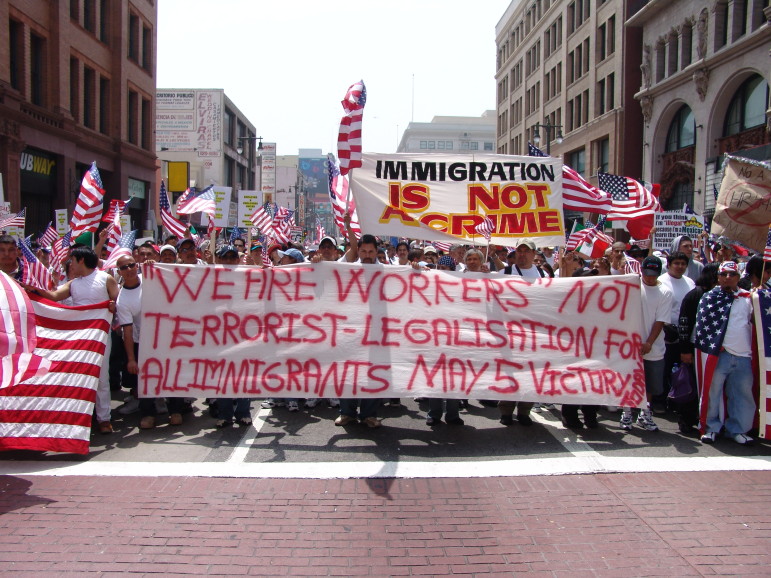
[532,122,564,155]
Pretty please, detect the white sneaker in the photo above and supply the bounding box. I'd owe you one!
[328,399,340,408]
[261,399,276,409]
[304,399,320,409]
[732,433,753,445]
[117,396,140,415]
[532,403,543,413]
[287,401,300,412]
[619,412,633,430]
[637,410,659,431]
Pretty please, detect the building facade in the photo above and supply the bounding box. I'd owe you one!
[0,0,158,235]
[156,88,258,205]
[629,0,770,216]
[495,0,644,209]
[396,112,496,154]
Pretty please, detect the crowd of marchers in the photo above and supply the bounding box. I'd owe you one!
[0,219,765,447]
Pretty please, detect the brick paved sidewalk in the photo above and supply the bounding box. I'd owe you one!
[1,471,769,577]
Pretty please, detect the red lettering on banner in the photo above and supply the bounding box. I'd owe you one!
[154,266,212,302]
[603,329,642,360]
[379,205,419,226]
[558,279,637,321]
[406,354,489,394]
[379,273,408,302]
[170,316,198,348]
[334,268,382,302]
[490,359,522,394]
[212,268,234,300]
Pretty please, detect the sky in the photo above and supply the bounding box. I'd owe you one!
[157,0,511,157]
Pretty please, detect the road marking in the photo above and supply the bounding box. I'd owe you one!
[531,408,607,472]
[2,455,769,479]
[226,408,271,463]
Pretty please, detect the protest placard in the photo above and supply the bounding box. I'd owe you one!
[138,263,646,407]
[236,190,263,228]
[350,154,565,246]
[653,211,704,251]
[712,155,771,252]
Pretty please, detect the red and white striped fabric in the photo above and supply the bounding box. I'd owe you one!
[101,199,126,223]
[159,181,188,238]
[104,203,123,255]
[563,166,613,214]
[38,223,59,248]
[0,208,26,231]
[250,205,274,236]
[70,162,105,236]
[327,156,362,240]
[0,274,112,454]
[337,80,367,175]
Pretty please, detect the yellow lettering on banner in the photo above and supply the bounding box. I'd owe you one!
[378,205,420,226]
[468,183,552,212]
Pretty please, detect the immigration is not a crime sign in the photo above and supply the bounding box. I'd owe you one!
[138,262,646,408]
[350,153,565,246]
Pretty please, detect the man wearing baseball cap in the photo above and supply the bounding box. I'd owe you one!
[694,260,755,445]
[619,255,673,432]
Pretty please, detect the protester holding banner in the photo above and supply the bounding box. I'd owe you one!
[739,255,771,290]
[620,256,672,432]
[695,262,755,445]
[25,245,119,434]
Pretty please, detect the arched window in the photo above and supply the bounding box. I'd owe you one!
[666,180,694,212]
[665,105,695,152]
[725,74,769,136]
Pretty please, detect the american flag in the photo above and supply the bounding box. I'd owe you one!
[49,230,72,274]
[528,143,613,214]
[433,241,452,253]
[326,156,362,240]
[229,227,244,245]
[38,223,59,248]
[0,208,26,231]
[0,272,112,455]
[159,181,188,238]
[101,199,126,223]
[764,226,771,262]
[752,289,771,438]
[250,203,275,236]
[475,216,495,241]
[600,172,660,220]
[273,206,293,244]
[101,230,137,271]
[337,80,367,175]
[177,185,216,218]
[315,219,325,245]
[18,240,52,291]
[70,162,105,236]
[104,199,124,255]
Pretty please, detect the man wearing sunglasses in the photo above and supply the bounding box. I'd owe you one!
[694,261,755,445]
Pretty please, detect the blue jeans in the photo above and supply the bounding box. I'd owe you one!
[702,352,755,436]
[217,398,252,422]
[338,398,380,420]
[427,398,460,421]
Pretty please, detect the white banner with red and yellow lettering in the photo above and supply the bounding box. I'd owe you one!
[349,153,565,246]
[138,262,645,407]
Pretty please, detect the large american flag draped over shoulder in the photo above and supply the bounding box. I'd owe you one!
[326,155,361,240]
[528,143,613,214]
[70,162,105,236]
[337,80,367,175]
[159,181,188,238]
[0,272,112,454]
[600,172,659,220]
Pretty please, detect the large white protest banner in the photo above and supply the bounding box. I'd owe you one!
[350,154,565,246]
[653,210,705,251]
[138,263,646,407]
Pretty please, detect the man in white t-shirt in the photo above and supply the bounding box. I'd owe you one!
[620,256,672,432]
[505,239,545,280]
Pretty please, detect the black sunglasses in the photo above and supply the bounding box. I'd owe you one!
[118,262,137,271]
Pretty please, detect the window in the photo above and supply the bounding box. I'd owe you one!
[71,0,80,20]
[596,138,609,173]
[655,41,666,82]
[461,141,470,150]
[598,23,607,61]
[437,141,445,150]
[128,90,138,144]
[142,24,152,71]
[725,74,769,136]
[607,16,615,55]
[667,31,679,76]
[484,142,494,151]
[732,0,748,41]
[568,149,586,175]
[420,141,427,149]
[141,96,151,150]
[715,1,729,50]
[83,66,95,128]
[9,19,23,91]
[597,78,606,115]
[99,0,109,42]
[30,33,46,106]
[445,141,453,150]
[99,77,109,134]
[667,181,694,212]
[666,105,695,152]
[224,110,234,145]
[681,22,693,68]
[427,141,435,149]
[84,0,96,32]
[128,13,139,61]
[607,73,615,109]
[471,142,479,150]
[70,58,79,120]
[225,157,234,187]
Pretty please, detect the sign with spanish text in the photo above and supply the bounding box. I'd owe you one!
[237,190,263,228]
[54,209,68,235]
[350,154,565,246]
[201,186,232,228]
[653,211,705,251]
[138,263,645,407]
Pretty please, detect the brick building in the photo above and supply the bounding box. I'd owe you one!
[0,0,157,236]
[495,0,644,199]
